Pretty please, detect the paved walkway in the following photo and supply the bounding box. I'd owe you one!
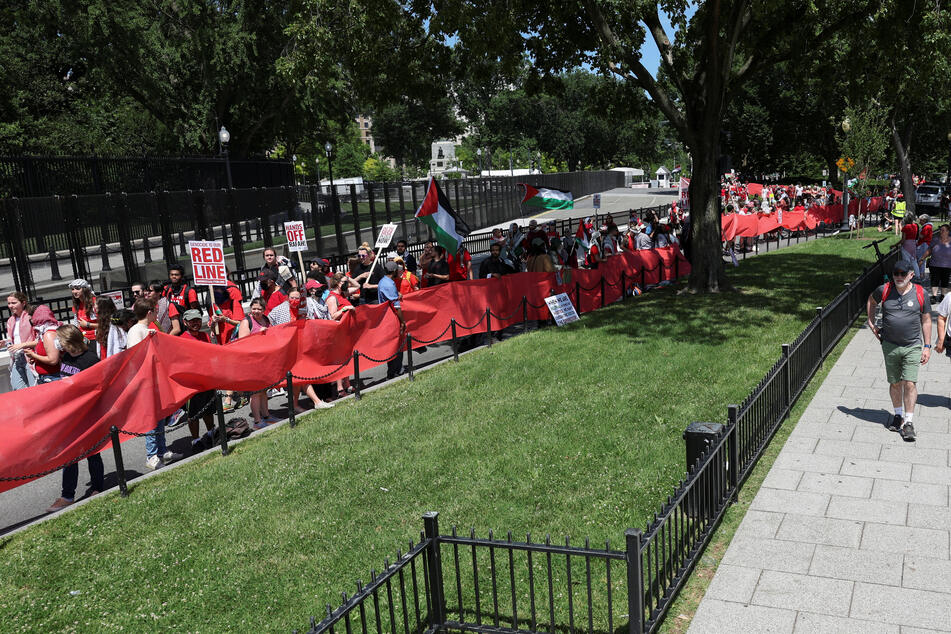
[689,322,951,633]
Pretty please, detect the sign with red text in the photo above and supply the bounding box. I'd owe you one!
[188,240,227,285]
[103,290,124,309]
[374,223,398,249]
[284,220,308,252]
[544,293,580,326]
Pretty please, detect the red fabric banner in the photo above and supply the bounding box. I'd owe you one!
[0,247,690,492]
[720,197,884,240]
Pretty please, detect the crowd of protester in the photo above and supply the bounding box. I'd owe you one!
[3,213,691,513]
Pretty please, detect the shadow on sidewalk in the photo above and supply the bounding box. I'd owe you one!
[837,405,890,426]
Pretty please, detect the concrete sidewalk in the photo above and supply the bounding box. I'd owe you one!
[689,324,951,633]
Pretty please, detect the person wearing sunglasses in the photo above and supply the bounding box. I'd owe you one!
[866,260,931,442]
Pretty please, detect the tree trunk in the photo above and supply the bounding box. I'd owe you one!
[687,141,727,292]
[890,118,916,213]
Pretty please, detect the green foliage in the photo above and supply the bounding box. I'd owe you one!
[837,103,890,196]
[362,156,399,182]
[372,98,462,170]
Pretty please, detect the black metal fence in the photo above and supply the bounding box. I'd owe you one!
[296,247,898,634]
[1,170,626,298]
[0,155,293,197]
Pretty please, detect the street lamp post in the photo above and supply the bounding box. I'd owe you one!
[218,126,234,190]
[315,156,321,188]
[325,141,345,254]
[841,118,851,228]
[292,154,298,186]
[476,148,483,176]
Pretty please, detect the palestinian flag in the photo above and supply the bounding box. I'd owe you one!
[572,218,591,263]
[519,184,574,210]
[415,177,471,252]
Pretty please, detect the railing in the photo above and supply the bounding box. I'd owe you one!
[1,170,626,297]
[297,246,899,634]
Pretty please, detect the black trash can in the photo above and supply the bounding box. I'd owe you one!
[683,422,725,519]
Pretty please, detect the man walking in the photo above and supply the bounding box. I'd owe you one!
[866,260,931,441]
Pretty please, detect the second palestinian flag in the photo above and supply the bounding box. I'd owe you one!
[520,184,574,210]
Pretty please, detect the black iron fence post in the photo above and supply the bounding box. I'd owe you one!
[485,308,492,345]
[308,184,324,258]
[521,296,528,331]
[816,306,824,362]
[48,248,62,281]
[64,195,90,281]
[406,334,414,381]
[3,198,36,296]
[727,405,739,496]
[782,344,792,407]
[352,351,361,400]
[286,371,296,427]
[350,184,362,246]
[450,319,459,362]
[625,528,644,634]
[192,189,209,241]
[422,512,447,628]
[227,188,246,272]
[215,392,229,456]
[110,425,129,497]
[257,187,274,249]
[155,191,176,264]
[113,192,139,284]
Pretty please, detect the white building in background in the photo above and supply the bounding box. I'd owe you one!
[355,114,376,153]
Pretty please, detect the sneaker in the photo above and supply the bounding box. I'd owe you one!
[46,497,74,513]
[145,454,162,470]
[313,399,334,409]
[267,388,286,398]
[888,414,903,432]
[162,451,183,465]
[900,422,916,442]
[167,408,186,427]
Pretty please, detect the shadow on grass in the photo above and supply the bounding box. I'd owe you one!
[579,251,874,347]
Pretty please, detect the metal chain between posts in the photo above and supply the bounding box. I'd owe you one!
[410,322,453,345]
[0,432,112,482]
[525,299,548,309]
[454,312,487,331]
[488,307,523,321]
[357,349,400,364]
[290,358,352,382]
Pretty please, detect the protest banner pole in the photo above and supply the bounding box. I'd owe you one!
[297,251,307,286]
[207,284,220,339]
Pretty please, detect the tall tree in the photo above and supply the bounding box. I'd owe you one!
[427,1,876,292]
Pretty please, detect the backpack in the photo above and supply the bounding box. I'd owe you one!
[194,416,252,450]
[881,282,925,312]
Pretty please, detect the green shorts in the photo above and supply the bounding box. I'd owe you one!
[882,341,922,384]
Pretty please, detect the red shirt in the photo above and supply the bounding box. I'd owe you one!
[447,250,472,281]
[918,224,933,246]
[164,285,198,316]
[902,224,919,242]
[73,301,97,341]
[180,330,211,344]
[208,282,245,344]
[264,289,287,315]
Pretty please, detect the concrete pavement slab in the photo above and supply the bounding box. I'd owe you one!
[809,544,903,585]
[859,522,949,559]
[902,554,951,594]
[688,599,797,633]
[871,478,949,506]
[825,496,908,526]
[721,537,816,575]
[797,472,873,498]
[850,582,951,630]
[703,564,762,604]
[773,451,844,474]
[793,612,899,633]
[750,570,853,617]
[815,438,883,460]
[879,444,950,467]
[840,458,912,481]
[774,514,864,548]
[906,502,951,531]
[762,468,804,491]
[750,488,831,517]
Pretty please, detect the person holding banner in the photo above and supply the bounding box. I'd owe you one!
[379,261,407,380]
[179,309,218,445]
[45,324,105,513]
[354,246,383,304]
[391,257,419,293]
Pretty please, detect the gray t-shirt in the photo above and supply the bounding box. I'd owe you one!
[873,283,929,346]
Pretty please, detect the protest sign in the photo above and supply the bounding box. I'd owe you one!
[592,193,601,209]
[544,293,580,326]
[375,223,398,249]
[103,290,124,309]
[284,221,308,252]
[189,240,227,286]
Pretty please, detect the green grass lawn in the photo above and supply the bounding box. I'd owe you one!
[0,233,880,632]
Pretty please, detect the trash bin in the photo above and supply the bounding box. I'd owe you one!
[683,422,725,519]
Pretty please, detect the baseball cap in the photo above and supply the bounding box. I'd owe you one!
[305,279,323,291]
[893,261,912,275]
[384,261,399,273]
[183,309,202,321]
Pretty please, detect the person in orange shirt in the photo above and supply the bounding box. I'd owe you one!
[392,256,418,294]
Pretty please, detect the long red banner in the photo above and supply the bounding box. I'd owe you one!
[0,247,690,492]
[721,197,885,240]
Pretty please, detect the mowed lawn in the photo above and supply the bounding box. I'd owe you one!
[0,234,880,632]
